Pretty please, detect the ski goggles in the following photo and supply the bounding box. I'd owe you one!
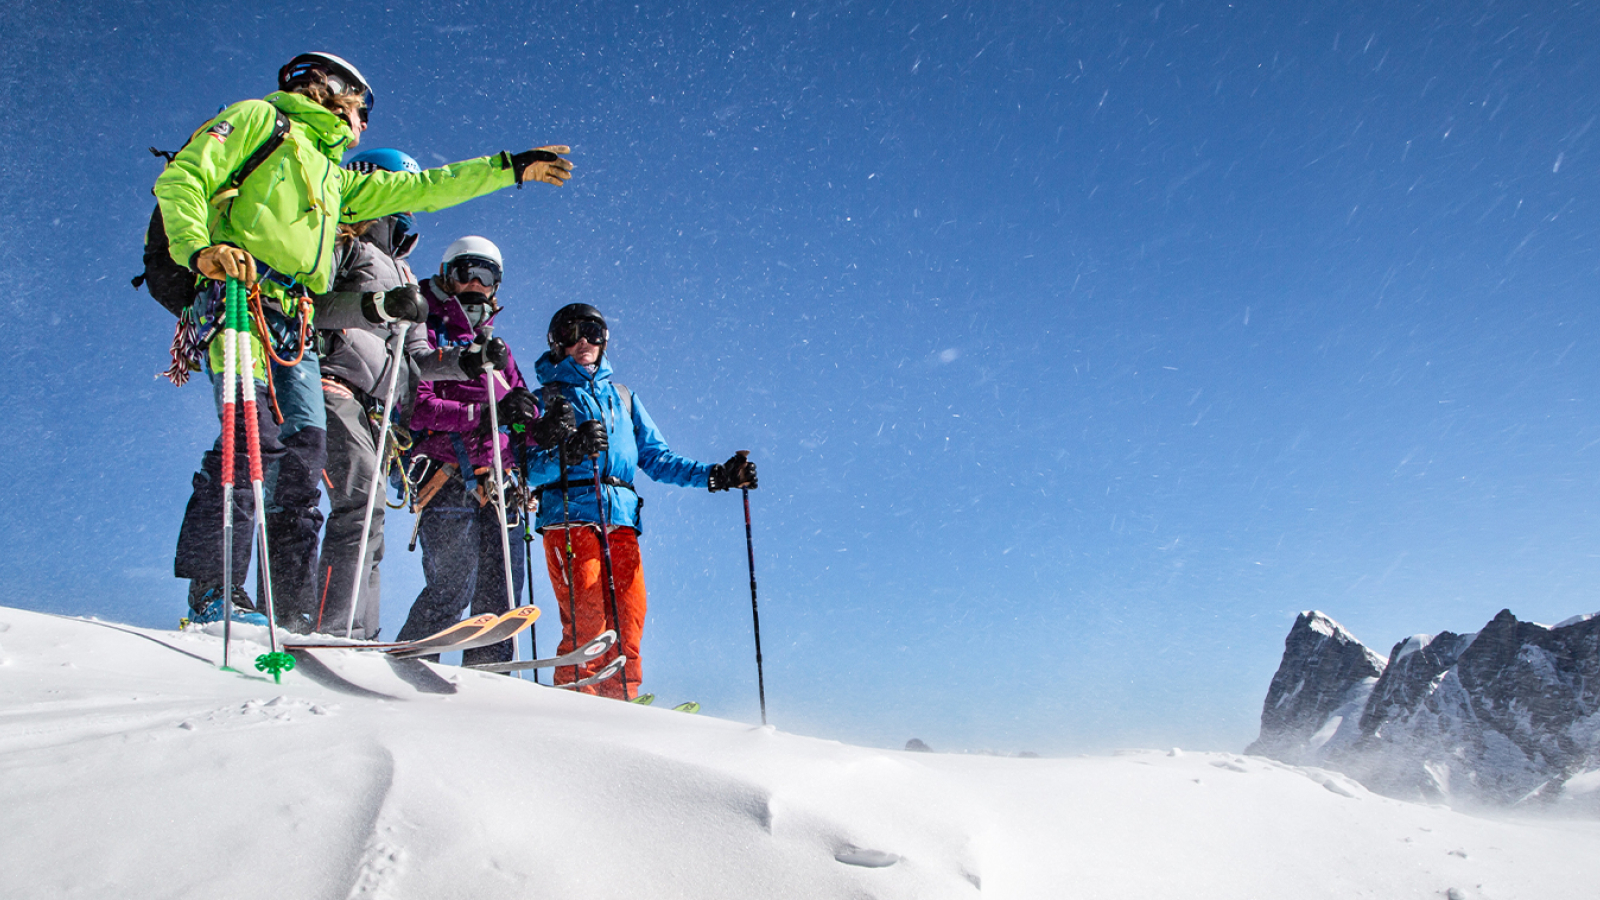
[442,255,502,290]
[323,72,374,123]
[552,318,607,347]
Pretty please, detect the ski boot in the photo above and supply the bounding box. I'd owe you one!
[187,583,269,627]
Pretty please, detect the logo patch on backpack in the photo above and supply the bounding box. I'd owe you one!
[207,121,235,144]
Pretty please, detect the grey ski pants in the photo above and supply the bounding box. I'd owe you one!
[313,385,384,639]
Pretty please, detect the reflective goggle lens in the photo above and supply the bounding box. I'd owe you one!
[445,257,501,289]
[555,319,607,347]
[323,72,373,121]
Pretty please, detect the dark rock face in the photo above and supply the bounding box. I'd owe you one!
[1250,608,1600,809]
[1454,610,1600,769]
[1358,630,1475,737]
[1245,612,1385,764]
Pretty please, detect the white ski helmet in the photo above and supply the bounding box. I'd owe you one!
[440,235,504,289]
[278,52,374,113]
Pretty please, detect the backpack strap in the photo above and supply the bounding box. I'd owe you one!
[228,110,291,190]
[447,432,479,494]
[613,382,632,420]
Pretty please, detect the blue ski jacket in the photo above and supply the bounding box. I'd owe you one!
[527,351,711,534]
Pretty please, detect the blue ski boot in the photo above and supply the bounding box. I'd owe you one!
[188,583,269,627]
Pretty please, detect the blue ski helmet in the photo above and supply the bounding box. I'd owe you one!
[343,148,420,175]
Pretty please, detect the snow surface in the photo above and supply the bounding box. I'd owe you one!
[2,606,1597,900]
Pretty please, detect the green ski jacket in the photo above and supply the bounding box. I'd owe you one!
[154,91,520,371]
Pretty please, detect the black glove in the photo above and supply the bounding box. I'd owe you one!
[461,337,511,378]
[526,391,576,450]
[496,386,541,430]
[560,419,608,466]
[361,284,428,325]
[708,452,757,492]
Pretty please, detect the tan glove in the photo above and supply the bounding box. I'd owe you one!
[194,244,257,286]
[511,145,574,186]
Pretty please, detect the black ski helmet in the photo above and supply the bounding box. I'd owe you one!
[547,303,609,356]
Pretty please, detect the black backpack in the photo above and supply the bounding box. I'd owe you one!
[132,110,291,316]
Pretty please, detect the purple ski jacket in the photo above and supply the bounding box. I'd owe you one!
[409,278,528,471]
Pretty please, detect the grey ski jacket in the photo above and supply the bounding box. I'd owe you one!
[313,216,466,425]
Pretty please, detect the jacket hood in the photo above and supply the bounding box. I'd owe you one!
[536,350,613,387]
[360,215,414,261]
[266,90,355,158]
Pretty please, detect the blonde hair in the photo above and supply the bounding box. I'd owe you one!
[338,220,375,240]
[289,80,365,121]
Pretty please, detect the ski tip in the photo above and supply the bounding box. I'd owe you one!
[629,693,656,706]
[671,701,701,714]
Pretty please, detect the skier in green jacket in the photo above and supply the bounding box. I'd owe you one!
[165,52,574,630]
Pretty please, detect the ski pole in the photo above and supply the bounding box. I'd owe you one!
[557,457,581,685]
[515,436,539,682]
[343,323,410,639]
[230,279,292,683]
[592,451,627,698]
[546,385,583,686]
[484,366,520,662]
[522,515,539,680]
[737,452,767,725]
[219,280,242,671]
[519,465,540,683]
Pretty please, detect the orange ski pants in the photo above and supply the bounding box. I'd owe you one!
[543,525,646,699]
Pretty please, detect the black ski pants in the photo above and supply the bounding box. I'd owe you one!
[174,351,326,628]
[398,476,523,665]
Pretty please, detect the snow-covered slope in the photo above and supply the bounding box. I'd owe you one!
[2,606,1596,899]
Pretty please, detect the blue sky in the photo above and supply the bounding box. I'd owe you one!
[2,1,1598,753]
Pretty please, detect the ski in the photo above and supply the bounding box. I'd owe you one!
[671,701,700,714]
[630,693,655,706]
[465,630,617,673]
[284,612,497,653]
[389,606,540,659]
[284,606,535,658]
[548,655,627,689]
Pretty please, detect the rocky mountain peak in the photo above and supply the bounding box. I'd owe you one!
[1249,607,1600,811]
[1244,611,1385,764]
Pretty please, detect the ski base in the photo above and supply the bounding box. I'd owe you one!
[284,606,539,659]
[390,606,540,659]
[547,655,627,690]
[466,630,617,673]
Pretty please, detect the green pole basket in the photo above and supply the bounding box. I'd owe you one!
[254,651,296,683]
